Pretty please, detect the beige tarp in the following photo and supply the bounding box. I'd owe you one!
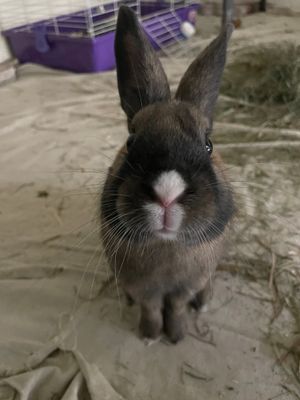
[0,14,299,400]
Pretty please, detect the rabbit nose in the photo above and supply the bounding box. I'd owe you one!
[157,195,176,209]
[153,170,186,208]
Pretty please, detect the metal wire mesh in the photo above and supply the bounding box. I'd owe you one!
[0,0,200,69]
[0,0,138,36]
[0,0,197,37]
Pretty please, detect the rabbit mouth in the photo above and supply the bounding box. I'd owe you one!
[155,227,178,241]
[143,202,184,240]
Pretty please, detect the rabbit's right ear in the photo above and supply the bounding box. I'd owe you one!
[115,6,171,129]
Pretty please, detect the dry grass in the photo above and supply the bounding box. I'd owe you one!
[213,40,300,395]
[222,42,300,106]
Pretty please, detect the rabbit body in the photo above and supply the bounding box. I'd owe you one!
[100,7,235,343]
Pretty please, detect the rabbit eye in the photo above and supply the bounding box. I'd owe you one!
[126,135,135,149]
[206,139,213,155]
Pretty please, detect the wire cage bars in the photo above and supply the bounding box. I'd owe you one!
[0,0,201,72]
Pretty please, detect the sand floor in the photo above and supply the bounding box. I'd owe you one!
[0,11,299,400]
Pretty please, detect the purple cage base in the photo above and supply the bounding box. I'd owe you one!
[3,2,201,73]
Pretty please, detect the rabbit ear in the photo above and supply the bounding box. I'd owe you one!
[175,24,233,125]
[115,6,171,127]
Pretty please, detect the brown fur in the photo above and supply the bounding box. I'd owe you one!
[101,142,229,342]
[100,6,234,343]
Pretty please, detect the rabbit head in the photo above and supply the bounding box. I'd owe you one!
[101,6,234,245]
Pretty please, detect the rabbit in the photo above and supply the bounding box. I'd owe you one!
[100,6,235,343]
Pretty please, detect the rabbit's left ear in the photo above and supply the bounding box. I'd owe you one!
[175,24,233,125]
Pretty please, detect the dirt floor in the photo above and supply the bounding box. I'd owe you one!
[0,9,299,400]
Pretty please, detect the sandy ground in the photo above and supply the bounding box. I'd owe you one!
[0,11,300,400]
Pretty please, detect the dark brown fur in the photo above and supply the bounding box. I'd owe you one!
[102,143,230,342]
[100,6,234,343]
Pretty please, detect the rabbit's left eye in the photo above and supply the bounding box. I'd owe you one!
[206,139,213,155]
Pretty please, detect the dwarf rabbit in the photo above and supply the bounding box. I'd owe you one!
[100,6,235,343]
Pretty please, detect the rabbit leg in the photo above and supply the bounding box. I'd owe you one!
[163,291,190,343]
[189,282,213,312]
[139,297,163,340]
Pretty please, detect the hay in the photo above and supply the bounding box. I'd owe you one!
[222,42,300,108]
[211,34,300,394]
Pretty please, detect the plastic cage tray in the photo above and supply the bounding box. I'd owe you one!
[2,2,200,73]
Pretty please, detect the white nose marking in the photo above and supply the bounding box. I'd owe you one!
[153,170,186,206]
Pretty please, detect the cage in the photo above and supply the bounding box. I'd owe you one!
[0,0,201,73]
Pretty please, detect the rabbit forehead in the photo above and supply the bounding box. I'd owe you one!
[131,101,209,138]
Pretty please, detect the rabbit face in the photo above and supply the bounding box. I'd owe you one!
[102,102,234,244]
[101,6,235,246]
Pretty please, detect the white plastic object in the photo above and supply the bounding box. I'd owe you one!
[180,21,196,38]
